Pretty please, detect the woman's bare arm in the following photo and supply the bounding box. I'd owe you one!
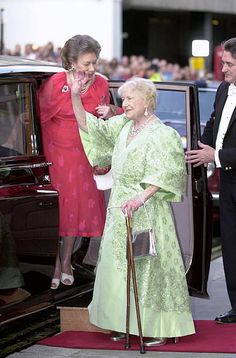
[70,71,88,132]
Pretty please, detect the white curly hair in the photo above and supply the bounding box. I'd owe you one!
[118,76,157,110]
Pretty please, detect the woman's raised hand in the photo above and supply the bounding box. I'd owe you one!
[70,70,89,132]
[95,105,111,119]
[70,70,88,95]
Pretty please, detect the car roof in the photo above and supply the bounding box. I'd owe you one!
[0,55,62,74]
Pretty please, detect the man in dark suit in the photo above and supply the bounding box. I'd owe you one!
[186,37,236,324]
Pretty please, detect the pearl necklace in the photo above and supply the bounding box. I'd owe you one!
[129,114,154,137]
[79,79,93,94]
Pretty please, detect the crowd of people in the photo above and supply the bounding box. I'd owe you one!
[5,41,211,82]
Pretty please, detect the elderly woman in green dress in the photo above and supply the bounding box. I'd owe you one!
[71,75,195,346]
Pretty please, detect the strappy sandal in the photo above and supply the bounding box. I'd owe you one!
[50,278,60,290]
[61,272,74,286]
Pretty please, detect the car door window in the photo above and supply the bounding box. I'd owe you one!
[198,88,216,132]
[0,83,35,157]
[153,87,193,271]
[0,82,38,186]
[155,89,187,148]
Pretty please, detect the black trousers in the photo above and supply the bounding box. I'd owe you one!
[219,170,236,311]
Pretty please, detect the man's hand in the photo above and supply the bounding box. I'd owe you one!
[185,141,215,167]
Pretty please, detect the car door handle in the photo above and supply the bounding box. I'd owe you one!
[194,178,203,193]
[38,201,54,207]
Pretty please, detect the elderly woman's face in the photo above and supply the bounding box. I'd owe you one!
[121,88,146,120]
[74,52,98,81]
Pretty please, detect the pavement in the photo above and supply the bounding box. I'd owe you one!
[7,256,235,358]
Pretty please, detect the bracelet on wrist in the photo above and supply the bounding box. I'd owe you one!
[137,194,145,206]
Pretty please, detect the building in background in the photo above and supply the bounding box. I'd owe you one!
[1,0,236,74]
[0,0,123,60]
[123,0,236,76]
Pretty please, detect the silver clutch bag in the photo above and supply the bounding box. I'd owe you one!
[132,228,157,259]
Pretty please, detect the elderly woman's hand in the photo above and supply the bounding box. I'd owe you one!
[93,165,111,175]
[121,196,143,217]
[95,105,113,119]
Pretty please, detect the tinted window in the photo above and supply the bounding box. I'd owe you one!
[198,88,216,127]
[0,83,35,157]
[155,89,187,147]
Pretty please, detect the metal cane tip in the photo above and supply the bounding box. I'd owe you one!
[140,345,146,354]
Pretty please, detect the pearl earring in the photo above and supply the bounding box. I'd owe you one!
[144,107,148,116]
[69,64,75,72]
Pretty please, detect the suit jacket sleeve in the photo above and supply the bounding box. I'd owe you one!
[200,83,224,147]
[200,109,215,147]
[201,82,236,170]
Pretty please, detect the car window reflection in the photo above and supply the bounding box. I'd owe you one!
[198,88,216,132]
[155,90,187,148]
[0,167,36,186]
[0,83,34,157]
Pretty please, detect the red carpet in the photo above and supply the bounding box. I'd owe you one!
[38,320,236,353]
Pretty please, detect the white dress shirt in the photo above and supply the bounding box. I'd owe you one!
[214,83,236,167]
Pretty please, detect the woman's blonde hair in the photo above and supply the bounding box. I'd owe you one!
[118,77,157,110]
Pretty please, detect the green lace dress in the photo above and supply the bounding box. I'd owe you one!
[80,113,195,338]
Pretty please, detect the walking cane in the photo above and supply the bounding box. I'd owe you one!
[125,214,145,354]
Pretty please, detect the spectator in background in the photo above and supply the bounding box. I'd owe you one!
[120,55,130,67]
[110,64,131,80]
[12,44,21,57]
[37,41,58,62]
[24,43,36,59]
[145,64,163,81]
[8,41,213,82]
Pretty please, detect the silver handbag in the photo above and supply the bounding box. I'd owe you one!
[132,227,157,259]
[131,202,157,259]
[107,204,157,260]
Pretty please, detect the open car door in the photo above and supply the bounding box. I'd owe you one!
[155,83,213,297]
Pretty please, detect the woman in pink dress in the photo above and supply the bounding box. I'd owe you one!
[39,35,122,289]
